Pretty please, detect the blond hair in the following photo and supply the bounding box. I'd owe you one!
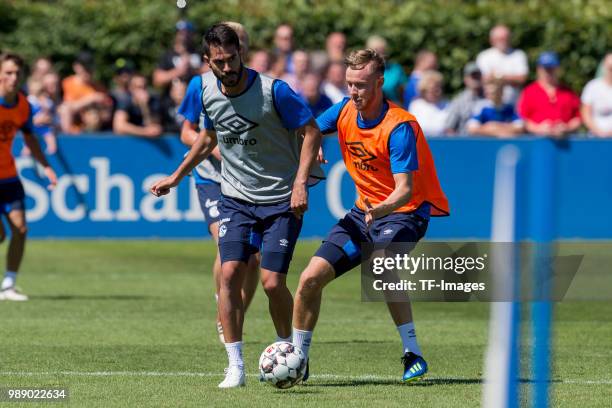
[222,21,250,57]
[417,70,443,94]
[344,48,385,76]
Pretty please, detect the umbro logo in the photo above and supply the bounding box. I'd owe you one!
[383,228,394,235]
[346,141,377,162]
[217,113,258,135]
[346,141,378,171]
[279,239,289,247]
[205,199,218,208]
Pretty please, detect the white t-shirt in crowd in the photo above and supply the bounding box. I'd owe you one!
[408,98,449,137]
[322,82,348,104]
[476,47,528,103]
[581,77,612,134]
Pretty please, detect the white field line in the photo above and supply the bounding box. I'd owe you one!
[0,371,610,385]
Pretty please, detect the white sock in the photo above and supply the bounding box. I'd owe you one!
[292,328,312,359]
[397,322,422,356]
[1,271,17,290]
[215,293,219,303]
[224,341,244,369]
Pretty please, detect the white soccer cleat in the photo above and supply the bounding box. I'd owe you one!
[218,366,245,388]
[0,287,29,301]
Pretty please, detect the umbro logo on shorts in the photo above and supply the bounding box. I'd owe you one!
[383,228,394,235]
[279,239,289,247]
[205,199,218,208]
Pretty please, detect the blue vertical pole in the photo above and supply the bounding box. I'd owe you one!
[529,138,557,408]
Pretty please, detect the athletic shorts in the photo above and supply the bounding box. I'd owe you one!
[0,178,25,215]
[196,182,223,228]
[218,195,303,274]
[315,207,429,277]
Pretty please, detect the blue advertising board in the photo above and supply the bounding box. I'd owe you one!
[10,134,612,239]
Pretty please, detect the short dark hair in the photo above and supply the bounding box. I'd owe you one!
[344,48,385,76]
[0,52,25,70]
[75,51,95,72]
[202,23,240,57]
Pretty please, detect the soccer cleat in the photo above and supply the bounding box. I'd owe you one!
[401,352,428,382]
[0,287,29,301]
[216,320,225,343]
[218,366,245,388]
[301,359,309,382]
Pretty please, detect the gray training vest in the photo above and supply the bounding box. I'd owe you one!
[201,70,324,204]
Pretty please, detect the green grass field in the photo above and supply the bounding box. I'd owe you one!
[1,240,611,407]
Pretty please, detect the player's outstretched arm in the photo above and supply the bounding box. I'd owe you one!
[364,173,413,227]
[150,129,218,197]
[291,118,322,218]
[22,131,57,189]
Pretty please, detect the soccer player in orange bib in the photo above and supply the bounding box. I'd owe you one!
[0,53,57,301]
[291,49,449,382]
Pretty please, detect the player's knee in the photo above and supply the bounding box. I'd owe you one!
[261,274,287,297]
[11,224,27,237]
[297,269,327,298]
[220,262,243,289]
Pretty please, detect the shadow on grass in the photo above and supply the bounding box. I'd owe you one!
[30,294,155,301]
[310,377,482,387]
[311,377,562,388]
[272,389,322,394]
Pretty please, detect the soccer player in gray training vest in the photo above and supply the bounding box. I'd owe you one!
[150,23,324,388]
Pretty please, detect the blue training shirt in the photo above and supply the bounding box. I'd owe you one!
[317,98,431,219]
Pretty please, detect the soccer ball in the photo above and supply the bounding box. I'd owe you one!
[259,341,307,389]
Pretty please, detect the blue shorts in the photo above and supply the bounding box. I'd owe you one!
[218,195,303,274]
[315,207,428,277]
[196,182,222,228]
[0,179,25,215]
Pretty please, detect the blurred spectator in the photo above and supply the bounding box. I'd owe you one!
[42,71,61,105]
[273,24,295,74]
[311,32,347,73]
[26,78,57,154]
[322,61,348,104]
[517,52,581,138]
[581,53,612,137]
[80,103,111,132]
[300,73,333,117]
[476,25,528,104]
[112,73,163,138]
[403,50,437,107]
[59,51,110,133]
[408,70,449,136]
[161,78,187,134]
[467,77,523,137]
[284,50,309,93]
[248,50,271,73]
[153,20,202,90]
[110,58,135,108]
[326,32,347,63]
[367,35,406,104]
[444,62,486,134]
[28,57,53,86]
